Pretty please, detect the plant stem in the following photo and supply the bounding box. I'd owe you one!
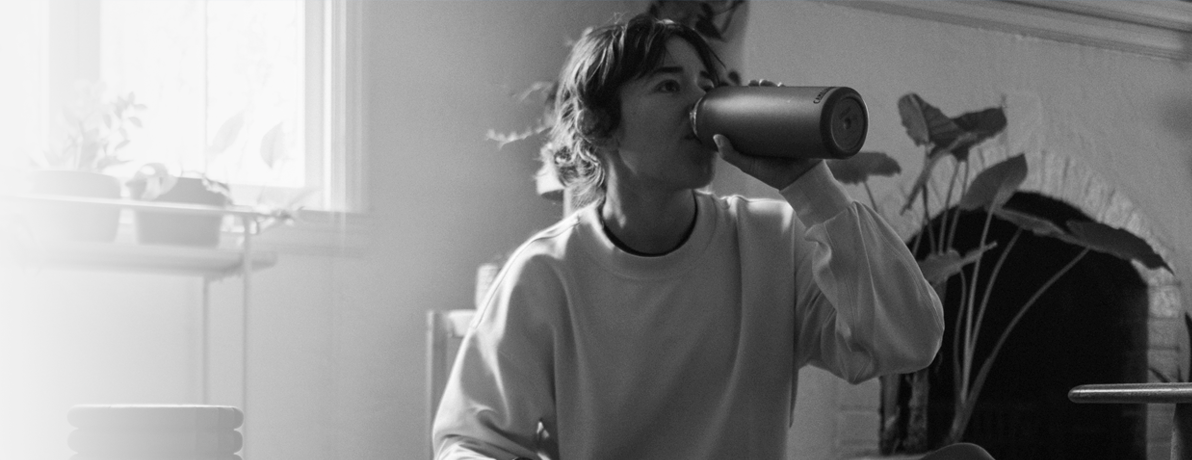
[951,270,969,410]
[959,205,998,401]
[969,228,1021,353]
[938,161,961,253]
[946,165,970,250]
[922,189,936,251]
[952,247,1090,442]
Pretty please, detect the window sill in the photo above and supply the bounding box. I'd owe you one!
[7,239,277,278]
[247,209,374,258]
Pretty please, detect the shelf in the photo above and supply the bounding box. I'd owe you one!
[2,193,272,218]
[8,240,277,277]
[2,193,280,277]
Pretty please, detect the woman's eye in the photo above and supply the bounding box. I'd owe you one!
[657,80,680,92]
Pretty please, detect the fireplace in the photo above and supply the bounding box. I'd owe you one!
[840,148,1184,459]
[916,191,1152,459]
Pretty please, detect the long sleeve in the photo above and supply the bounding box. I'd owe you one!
[780,161,944,383]
[432,252,561,460]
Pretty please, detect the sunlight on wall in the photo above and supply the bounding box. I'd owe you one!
[0,267,202,460]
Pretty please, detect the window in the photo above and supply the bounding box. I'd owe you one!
[32,0,362,212]
[0,1,49,196]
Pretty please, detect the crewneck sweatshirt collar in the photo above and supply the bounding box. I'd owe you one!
[575,191,719,280]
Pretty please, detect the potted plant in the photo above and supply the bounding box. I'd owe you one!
[125,113,306,247]
[827,93,1171,456]
[125,163,232,247]
[27,81,145,242]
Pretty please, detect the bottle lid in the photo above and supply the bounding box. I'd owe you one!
[827,94,867,155]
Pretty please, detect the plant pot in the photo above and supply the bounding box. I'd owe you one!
[134,177,229,247]
[26,170,122,243]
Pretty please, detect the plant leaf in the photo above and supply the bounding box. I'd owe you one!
[954,107,1007,139]
[259,122,287,170]
[898,93,935,146]
[946,107,1008,161]
[128,117,142,128]
[485,121,550,150]
[201,177,234,205]
[512,81,557,103]
[897,94,1007,162]
[207,112,245,157]
[898,93,961,148]
[917,244,996,284]
[958,153,1027,211]
[1066,220,1170,271]
[826,151,902,185]
[993,207,1068,239]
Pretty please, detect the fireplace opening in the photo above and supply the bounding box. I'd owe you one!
[910,192,1150,459]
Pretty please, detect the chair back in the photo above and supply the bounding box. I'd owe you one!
[426,309,475,457]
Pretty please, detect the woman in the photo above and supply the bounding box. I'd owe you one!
[433,14,966,460]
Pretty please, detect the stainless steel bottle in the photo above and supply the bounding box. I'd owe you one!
[690,86,868,159]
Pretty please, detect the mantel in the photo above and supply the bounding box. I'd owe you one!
[830,0,1192,61]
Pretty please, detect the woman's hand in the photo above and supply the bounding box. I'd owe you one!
[715,79,821,190]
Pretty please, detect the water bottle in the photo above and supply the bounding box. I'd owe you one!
[690,86,868,159]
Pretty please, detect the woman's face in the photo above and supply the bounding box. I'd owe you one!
[608,37,718,194]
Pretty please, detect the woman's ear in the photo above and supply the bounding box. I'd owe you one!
[579,107,619,151]
[595,130,620,151]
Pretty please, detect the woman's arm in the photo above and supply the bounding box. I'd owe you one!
[782,161,944,383]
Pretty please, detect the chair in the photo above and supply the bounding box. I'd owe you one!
[426,309,476,458]
[1068,382,1192,459]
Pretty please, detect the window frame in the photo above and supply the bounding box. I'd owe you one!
[45,0,366,215]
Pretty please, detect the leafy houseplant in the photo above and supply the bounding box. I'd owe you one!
[120,110,247,248]
[126,163,233,247]
[124,113,305,247]
[827,93,1171,453]
[39,81,145,173]
[26,81,146,243]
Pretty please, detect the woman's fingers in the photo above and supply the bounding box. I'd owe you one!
[746,79,784,87]
[715,134,819,190]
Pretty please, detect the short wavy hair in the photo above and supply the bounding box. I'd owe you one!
[545,14,725,209]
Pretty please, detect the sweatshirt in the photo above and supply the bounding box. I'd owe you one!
[433,162,944,460]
